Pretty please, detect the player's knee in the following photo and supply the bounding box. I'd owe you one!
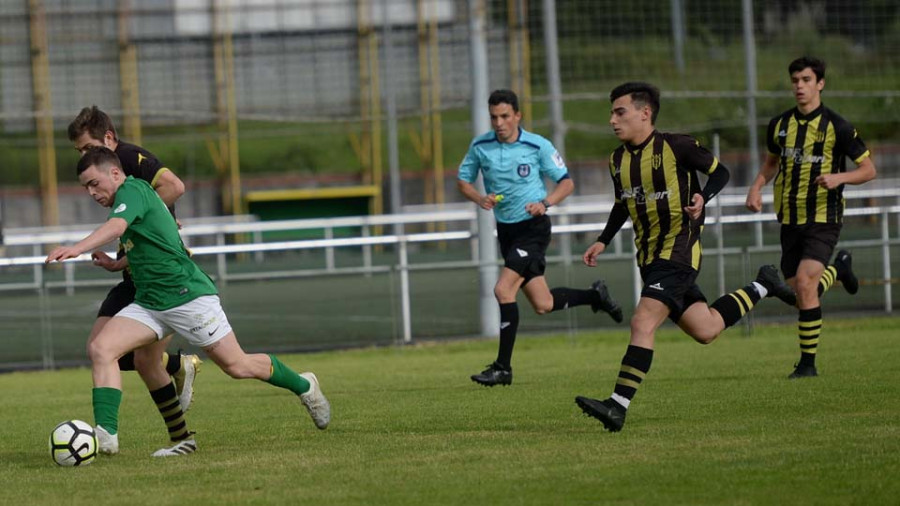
[219,360,254,379]
[690,329,718,345]
[87,339,117,365]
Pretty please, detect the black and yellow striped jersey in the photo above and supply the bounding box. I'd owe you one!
[767,105,870,225]
[609,131,721,270]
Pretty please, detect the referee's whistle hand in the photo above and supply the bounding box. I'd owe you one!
[480,195,497,210]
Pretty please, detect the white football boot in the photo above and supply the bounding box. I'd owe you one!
[299,372,331,430]
[173,354,202,412]
[94,425,119,455]
[152,438,198,457]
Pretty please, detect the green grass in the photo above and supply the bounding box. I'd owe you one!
[2,317,899,505]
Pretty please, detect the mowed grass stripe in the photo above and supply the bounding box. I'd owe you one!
[1,317,899,505]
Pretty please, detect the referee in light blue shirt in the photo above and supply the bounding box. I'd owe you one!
[457,89,624,387]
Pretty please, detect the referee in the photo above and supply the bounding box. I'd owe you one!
[575,82,796,431]
[746,57,876,379]
[457,89,623,387]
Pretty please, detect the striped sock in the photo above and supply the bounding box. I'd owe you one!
[819,266,838,296]
[149,382,190,442]
[610,345,653,411]
[798,307,822,367]
[710,284,763,328]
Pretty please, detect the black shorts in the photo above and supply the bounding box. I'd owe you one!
[496,215,551,285]
[640,260,708,323]
[98,279,137,318]
[780,223,842,279]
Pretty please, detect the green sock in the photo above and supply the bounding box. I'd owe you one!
[92,387,123,435]
[266,355,310,395]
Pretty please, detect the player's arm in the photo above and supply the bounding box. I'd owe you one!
[583,202,629,267]
[746,154,779,212]
[816,156,876,189]
[45,218,128,264]
[151,169,186,207]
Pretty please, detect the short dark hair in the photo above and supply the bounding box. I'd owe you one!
[488,89,519,112]
[788,56,826,81]
[67,105,118,143]
[610,82,661,124]
[77,146,122,176]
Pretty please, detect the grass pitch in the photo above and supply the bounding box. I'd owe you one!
[2,317,899,505]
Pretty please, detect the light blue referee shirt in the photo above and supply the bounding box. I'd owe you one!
[457,128,570,224]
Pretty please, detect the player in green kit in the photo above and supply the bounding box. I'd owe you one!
[46,147,330,457]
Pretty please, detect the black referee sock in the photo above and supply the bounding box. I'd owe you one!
[550,287,595,312]
[610,345,653,412]
[710,284,763,328]
[149,382,191,442]
[495,302,519,370]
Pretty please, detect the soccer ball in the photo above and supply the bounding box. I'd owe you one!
[49,420,98,467]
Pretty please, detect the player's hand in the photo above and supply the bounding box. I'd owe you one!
[815,174,842,190]
[45,246,82,264]
[91,251,120,272]
[683,193,705,220]
[479,194,498,210]
[176,218,184,230]
[745,188,762,212]
[525,201,547,217]
[582,241,607,267]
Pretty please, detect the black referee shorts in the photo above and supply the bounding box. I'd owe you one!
[779,223,842,279]
[496,215,551,285]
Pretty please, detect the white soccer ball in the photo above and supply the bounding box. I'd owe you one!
[49,420,98,467]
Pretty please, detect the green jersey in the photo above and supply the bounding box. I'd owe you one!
[109,176,217,310]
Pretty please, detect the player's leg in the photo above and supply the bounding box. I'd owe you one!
[202,333,329,430]
[576,296,669,432]
[88,312,160,455]
[132,339,194,454]
[791,259,827,379]
[94,281,141,372]
[818,249,858,297]
[522,275,623,322]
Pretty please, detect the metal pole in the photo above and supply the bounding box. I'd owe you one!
[882,210,892,313]
[670,0,685,75]
[542,0,565,155]
[741,0,760,184]
[469,0,499,337]
[382,0,401,218]
[713,133,725,296]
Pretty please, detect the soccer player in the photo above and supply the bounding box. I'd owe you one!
[745,57,876,379]
[457,89,623,387]
[67,107,202,412]
[574,82,796,432]
[45,147,331,456]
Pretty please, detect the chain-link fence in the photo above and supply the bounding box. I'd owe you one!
[1,0,897,211]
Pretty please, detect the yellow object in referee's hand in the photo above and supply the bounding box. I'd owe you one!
[494,194,504,203]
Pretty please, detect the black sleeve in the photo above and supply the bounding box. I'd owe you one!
[701,163,730,204]
[834,117,870,164]
[669,134,719,175]
[597,202,629,245]
[117,143,166,184]
[766,116,780,155]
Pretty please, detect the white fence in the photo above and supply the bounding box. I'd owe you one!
[2,186,899,345]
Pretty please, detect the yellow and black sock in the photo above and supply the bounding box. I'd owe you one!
[819,266,838,296]
[710,284,763,328]
[610,345,653,411]
[150,382,190,442]
[162,351,181,375]
[798,307,822,367]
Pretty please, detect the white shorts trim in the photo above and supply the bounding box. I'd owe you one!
[115,295,233,348]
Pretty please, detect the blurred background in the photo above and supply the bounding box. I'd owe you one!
[1,0,898,370]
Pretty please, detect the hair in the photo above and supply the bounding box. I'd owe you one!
[788,56,826,81]
[610,82,661,124]
[488,89,519,112]
[67,105,118,143]
[76,146,122,176]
